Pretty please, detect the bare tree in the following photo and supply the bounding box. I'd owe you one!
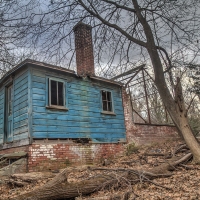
[0,1,17,74]
[2,0,200,162]
[0,0,39,76]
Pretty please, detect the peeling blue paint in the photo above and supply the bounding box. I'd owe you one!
[0,66,126,144]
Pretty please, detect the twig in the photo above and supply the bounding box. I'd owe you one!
[144,153,166,156]
[179,164,194,170]
[144,178,172,190]
[174,144,188,155]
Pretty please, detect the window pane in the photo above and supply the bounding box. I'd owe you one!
[108,101,112,112]
[102,100,107,111]
[8,102,12,115]
[101,90,113,112]
[107,91,112,101]
[58,82,64,106]
[101,91,106,100]
[8,86,13,116]
[51,80,57,105]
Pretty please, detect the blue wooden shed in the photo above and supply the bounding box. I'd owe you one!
[0,22,126,155]
[0,59,126,148]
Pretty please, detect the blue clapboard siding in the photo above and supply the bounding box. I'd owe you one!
[13,70,29,141]
[0,88,4,144]
[31,69,126,143]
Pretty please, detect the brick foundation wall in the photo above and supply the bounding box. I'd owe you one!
[122,88,179,145]
[28,143,124,172]
[0,142,124,172]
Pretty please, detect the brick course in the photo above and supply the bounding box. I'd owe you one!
[28,143,124,172]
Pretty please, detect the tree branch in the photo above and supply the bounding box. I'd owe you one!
[78,0,147,48]
[102,0,136,13]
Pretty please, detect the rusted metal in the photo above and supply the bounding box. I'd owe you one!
[128,78,151,87]
[110,64,173,125]
[111,64,145,80]
[128,87,148,124]
[143,68,155,82]
[165,106,168,123]
[142,69,151,124]
[128,85,134,121]
[119,75,136,82]
[132,91,158,101]
[131,108,148,123]
[125,70,141,88]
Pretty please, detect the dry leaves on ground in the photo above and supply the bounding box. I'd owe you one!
[0,140,200,200]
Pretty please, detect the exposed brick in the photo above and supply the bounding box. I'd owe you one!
[122,87,179,145]
[27,143,125,172]
[74,22,95,76]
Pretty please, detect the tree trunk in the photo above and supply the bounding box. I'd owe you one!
[10,172,56,182]
[174,80,200,163]
[9,153,192,200]
[75,191,137,200]
[11,169,131,200]
[132,0,200,163]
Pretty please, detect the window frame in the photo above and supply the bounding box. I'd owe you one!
[46,77,68,111]
[100,89,115,115]
[4,82,14,143]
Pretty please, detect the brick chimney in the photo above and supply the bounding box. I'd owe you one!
[73,22,95,76]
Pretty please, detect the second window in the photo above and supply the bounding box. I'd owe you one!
[49,79,65,107]
[101,90,113,112]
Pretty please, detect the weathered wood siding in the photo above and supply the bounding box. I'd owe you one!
[13,70,29,141]
[0,69,29,145]
[31,68,126,143]
[0,88,4,143]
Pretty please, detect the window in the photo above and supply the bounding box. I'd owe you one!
[101,90,113,112]
[49,79,65,107]
[7,85,13,116]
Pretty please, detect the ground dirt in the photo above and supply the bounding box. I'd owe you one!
[0,140,200,200]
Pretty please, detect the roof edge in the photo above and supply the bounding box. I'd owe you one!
[90,76,123,86]
[0,59,75,85]
[0,59,123,87]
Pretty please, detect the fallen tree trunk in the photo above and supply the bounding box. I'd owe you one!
[10,172,56,183]
[75,191,137,200]
[11,169,131,200]
[9,153,192,200]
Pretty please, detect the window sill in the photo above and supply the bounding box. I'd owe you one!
[46,105,68,111]
[101,111,116,115]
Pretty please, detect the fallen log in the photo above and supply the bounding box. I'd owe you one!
[75,191,137,200]
[10,172,56,183]
[9,153,192,200]
[10,168,130,200]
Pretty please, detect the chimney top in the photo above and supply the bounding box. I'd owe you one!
[73,22,92,32]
